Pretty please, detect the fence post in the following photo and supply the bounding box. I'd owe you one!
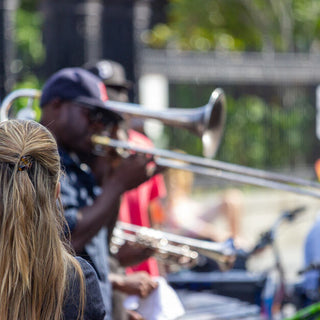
[41,0,103,77]
[0,0,19,100]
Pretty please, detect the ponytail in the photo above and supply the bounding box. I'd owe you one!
[0,120,85,320]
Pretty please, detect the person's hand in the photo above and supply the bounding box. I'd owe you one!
[89,154,115,186]
[108,154,164,192]
[111,271,158,298]
[115,242,155,267]
[127,310,145,320]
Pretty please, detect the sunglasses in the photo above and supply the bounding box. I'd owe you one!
[74,103,117,126]
[87,109,114,125]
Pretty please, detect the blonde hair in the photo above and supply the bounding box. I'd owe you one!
[0,120,84,320]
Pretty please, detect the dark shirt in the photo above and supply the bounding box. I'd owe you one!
[59,149,98,233]
[63,257,106,320]
[59,148,111,318]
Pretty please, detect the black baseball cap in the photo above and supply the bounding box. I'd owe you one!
[40,67,123,122]
[84,60,132,89]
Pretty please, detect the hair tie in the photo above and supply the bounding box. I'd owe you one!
[18,155,33,172]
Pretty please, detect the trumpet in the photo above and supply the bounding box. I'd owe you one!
[112,222,236,271]
[111,225,200,270]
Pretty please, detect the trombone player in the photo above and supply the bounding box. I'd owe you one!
[39,67,162,319]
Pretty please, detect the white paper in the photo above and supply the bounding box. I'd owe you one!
[124,277,185,320]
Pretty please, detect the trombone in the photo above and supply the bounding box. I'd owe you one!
[104,88,226,159]
[92,135,320,198]
[0,87,226,159]
[1,88,320,199]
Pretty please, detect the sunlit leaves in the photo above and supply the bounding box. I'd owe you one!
[147,0,320,53]
[15,9,45,66]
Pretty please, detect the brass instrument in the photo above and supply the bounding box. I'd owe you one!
[1,88,320,199]
[104,88,226,159]
[0,88,236,271]
[111,224,200,270]
[92,135,320,198]
[0,88,226,159]
[1,87,320,270]
[112,222,236,271]
[0,88,40,121]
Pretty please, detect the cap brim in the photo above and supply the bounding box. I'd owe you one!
[74,96,123,122]
[104,80,132,89]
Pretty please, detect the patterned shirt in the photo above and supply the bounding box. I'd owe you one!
[59,148,111,319]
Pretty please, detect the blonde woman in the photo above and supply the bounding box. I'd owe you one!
[0,120,106,320]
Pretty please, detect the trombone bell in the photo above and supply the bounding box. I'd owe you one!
[0,88,226,159]
[201,88,226,158]
[105,88,226,158]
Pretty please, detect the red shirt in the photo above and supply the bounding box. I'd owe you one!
[119,130,166,276]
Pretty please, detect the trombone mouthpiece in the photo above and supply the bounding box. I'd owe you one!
[91,134,111,145]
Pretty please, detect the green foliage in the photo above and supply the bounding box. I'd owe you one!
[13,74,41,91]
[11,74,42,122]
[165,85,316,169]
[15,1,44,82]
[11,0,320,171]
[219,94,315,168]
[147,1,320,170]
[16,9,44,64]
[146,0,320,53]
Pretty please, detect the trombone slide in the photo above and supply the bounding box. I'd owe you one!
[91,135,320,199]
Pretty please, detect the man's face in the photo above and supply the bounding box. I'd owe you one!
[56,101,117,157]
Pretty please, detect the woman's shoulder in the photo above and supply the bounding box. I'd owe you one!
[64,256,107,320]
[75,256,104,299]
[75,256,96,275]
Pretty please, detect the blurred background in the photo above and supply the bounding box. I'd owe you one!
[2,0,320,284]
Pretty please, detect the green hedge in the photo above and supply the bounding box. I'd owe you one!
[165,84,317,170]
